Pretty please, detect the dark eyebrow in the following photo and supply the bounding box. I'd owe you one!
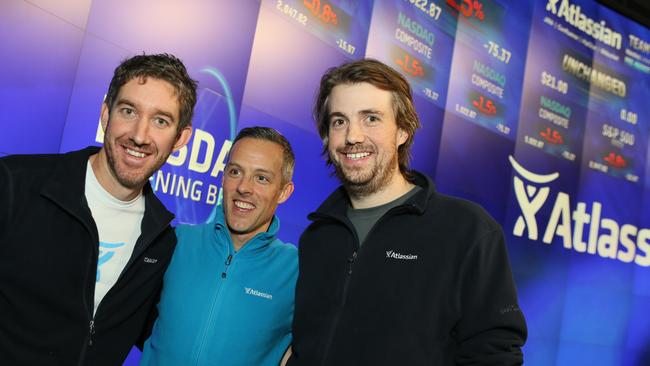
[154,110,176,122]
[115,97,177,122]
[115,98,136,108]
[328,111,347,120]
[359,109,384,116]
[226,162,275,177]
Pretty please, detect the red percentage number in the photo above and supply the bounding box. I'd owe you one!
[303,0,338,25]
[396,53,424,78]
[446,0,485,21]
[603,152,627,168]
[472,95,496,115]
[539,127,564,145]
[472,0,484,20]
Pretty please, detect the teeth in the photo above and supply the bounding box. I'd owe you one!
[346,152,370,160]
[126,148,145,158]
[234,200,255,210]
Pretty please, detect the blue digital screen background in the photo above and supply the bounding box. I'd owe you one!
[1,0,649,365]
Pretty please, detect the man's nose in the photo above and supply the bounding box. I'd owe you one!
[345,121,365,145]
[131,118,150,145]
[236,175,254,195]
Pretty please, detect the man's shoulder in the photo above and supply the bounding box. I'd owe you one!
[166,224,215,263]
[431,192,493,217]
[0,152,78,193]
[175,223,212,241]
[266,239,298,277]
[269,239,298,256]
[435,194,498,226]
[427,191,501,234]
[0,147,96,175]
[1,151,66,173]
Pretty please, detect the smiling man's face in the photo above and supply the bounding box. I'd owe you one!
[222,137,293,248]
[99,77,190,194]
[326,82,407,196]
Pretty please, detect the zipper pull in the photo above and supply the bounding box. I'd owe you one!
[221,254,233,278]
[88,320,95,346]
[347,251,357,275]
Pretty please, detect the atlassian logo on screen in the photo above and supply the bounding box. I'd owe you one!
[509,156,650,267]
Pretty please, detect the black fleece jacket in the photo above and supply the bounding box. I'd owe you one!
[0,147,176,365]
[289,172,527,365]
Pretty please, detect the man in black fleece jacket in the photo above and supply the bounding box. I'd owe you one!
[287,59,527,365]
[0,53,195,365]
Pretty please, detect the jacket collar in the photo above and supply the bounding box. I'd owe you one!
[40,147,101,235]
[40,146,174,252]
[310,170,435,221]
[213,204,280,255]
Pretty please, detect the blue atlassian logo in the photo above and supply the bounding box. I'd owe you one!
[97,242,125,281]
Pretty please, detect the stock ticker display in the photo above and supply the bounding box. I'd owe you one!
[1,0,649,364]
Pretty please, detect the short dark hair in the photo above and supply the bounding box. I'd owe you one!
[314,58,420,181]
[232,127,295,184]
[105,53,198,131]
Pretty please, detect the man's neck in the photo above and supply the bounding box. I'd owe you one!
[230,223,272,252]
[231,234,251,252]
[89,151,142,202]
[349,174,415,209]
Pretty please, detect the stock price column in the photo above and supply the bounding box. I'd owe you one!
[435,0,534,221]
[443,0,530,139]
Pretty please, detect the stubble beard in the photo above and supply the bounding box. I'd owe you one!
[332,149,399,199]
[104,135,167,190]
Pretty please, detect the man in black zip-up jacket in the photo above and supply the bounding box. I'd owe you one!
[0,54,195,365]
[288,59,526,365]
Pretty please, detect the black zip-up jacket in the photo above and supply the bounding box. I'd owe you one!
[0,147,176,365]
[289,172,527,365]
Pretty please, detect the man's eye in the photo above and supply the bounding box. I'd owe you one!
[228,168,240,176]
[120,108,136,118]
[154,118,169,127]
[257,175,270,183]
[331,119,345,128]
[367,115,380,123]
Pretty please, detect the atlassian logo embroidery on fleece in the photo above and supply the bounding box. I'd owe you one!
[385,250,418,260]
[245,287,273,300]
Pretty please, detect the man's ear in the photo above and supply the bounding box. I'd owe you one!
[277,181,295,204]
[100,103,110,131]
[397,128,408,146]
[173,126,193,152]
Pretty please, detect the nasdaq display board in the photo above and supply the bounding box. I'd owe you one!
[1,0,649,364]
